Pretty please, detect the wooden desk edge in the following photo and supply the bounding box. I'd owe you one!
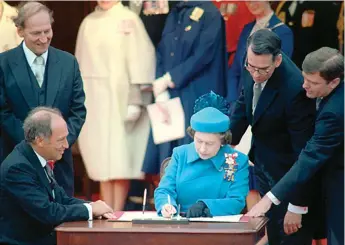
[56,218,268,234]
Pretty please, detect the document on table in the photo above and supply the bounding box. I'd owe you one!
[109,211,244,223]
[189,214,243,222]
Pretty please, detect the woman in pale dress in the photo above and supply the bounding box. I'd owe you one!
[0,0,22,52]
[75,0,155,210]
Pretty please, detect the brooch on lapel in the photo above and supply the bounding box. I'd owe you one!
[190,7,204,22]
[224,152,238,182]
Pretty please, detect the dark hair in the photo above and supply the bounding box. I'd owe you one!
[23,107,62,143]
[247,29,282,59]
[186,126,232,145]
[302,47,344,83]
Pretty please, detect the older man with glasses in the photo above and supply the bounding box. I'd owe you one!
[229,29,321,245]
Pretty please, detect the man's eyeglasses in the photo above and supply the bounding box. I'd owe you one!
[244,59,274,75]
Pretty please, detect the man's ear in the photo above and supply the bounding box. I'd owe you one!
[35,136,45,147]
[329,77,341,89]
[17,27,24,38]
[274,54,282,68]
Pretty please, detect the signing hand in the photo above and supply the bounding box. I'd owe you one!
[161,204,177,218]
[284,211,302,235]
[246,195,272,217]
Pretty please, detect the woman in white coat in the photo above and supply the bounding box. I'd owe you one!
[75,0,155,211]
[0,0,22,52]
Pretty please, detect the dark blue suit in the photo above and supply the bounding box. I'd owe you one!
[271,82,344,245]
[142,1,227,174]
[230,54,317,244]
[0,44,86,196]
[227,14,294,104]
[0,141,89,245]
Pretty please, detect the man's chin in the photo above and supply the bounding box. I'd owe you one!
[305,92,315,98]
[56,154,63,160]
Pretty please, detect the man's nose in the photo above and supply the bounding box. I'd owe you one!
[39,35,48,43]
[253,71,261,78]
[302,81,309,89]
[63,139,69,149]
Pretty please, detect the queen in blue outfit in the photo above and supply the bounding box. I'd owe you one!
[154,92,249,218]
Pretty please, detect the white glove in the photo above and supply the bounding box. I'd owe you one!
[152,73,175,98]
[155,90,170,102]
[125,105,141,122]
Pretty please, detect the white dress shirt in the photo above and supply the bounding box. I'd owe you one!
[22,41,48,87]
[33,151,93,220]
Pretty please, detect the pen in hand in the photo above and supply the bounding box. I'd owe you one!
[167,194,173,219]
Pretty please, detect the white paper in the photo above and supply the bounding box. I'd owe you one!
[115,211,243,223]
[117,211,162,221]
[189,214,243,223]
[147,97,185,144]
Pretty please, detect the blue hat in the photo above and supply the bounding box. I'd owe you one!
[193,91,230,116]
[190,107,230,133]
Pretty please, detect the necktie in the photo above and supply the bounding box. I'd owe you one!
[33,56,45,87]
[252,83,262,113]
[44,162,56,199]
[316,98,322,110]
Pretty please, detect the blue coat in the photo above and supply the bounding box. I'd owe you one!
[271,82,344,245]
[154,143,249,216]
[227,14,294,103]
[142,1,228,174]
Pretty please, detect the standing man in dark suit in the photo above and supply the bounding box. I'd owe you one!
[0,1,86,196]
[230,29,317,244]
[0,107,115,245]
[248,47,344,245]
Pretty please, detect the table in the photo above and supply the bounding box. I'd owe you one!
[56,217,268,245]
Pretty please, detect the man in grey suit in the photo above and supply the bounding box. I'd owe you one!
[0,1,86,196]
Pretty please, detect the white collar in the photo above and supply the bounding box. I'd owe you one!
[33,150,47,168]
[22,41,48,67]
[95,1,123,13]
[256,11,274,28]
[255,80,268,90]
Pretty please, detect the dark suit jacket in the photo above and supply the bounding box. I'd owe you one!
[229,53,316,205]
[0,141,89,245]
[0,44,86,196]
[271,82,344,245]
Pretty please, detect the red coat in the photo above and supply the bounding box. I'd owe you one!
[213,1,254,65]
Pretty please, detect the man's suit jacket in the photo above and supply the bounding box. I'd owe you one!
[0,44,86,196]
[229,53,316,205]
[0,141,89,245]
[271,82,344,245]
